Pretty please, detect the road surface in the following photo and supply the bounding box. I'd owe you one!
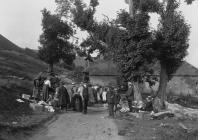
[27,105,124,140]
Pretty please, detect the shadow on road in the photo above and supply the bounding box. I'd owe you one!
[87,106,107,115]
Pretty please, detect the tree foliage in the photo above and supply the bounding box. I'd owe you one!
[71,0,109,57]
[55,0,190,91]
[185,0,196,4]
[38,9,75,72]
[103,0,162,83]
[56,0,160,84]
[153,0,190,79]
[107,11,155,83]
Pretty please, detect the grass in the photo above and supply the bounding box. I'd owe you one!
[115,111,198,140]
[157,124,198,140]
[0,35,70,134]
[167,91,198,109]
[0,84,32,116]
[0,35,54,129]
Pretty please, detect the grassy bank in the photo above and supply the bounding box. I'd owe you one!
[0,80,54,133]
[115,112,198,140]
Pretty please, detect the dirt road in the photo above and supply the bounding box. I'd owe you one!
[26,105,123,140]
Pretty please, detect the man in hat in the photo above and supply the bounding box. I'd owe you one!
[126,82,134,112]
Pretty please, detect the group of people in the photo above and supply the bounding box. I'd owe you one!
[70,83,121,116]
[32,73,109,114]
[32,74,71,111]
[32,72,138,117]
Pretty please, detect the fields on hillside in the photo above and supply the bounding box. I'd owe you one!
[0,34,64,120]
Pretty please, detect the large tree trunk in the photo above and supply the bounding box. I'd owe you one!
[133,81,143,105]
[129,0,135,18]
[153,63,168,112]
[128,0,143,104]
[48,63,54,73]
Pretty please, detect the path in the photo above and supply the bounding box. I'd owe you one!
[27,105,124,140]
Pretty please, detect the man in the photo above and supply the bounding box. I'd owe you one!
[56,81,70,111]
[126,82,134,112]
[106,87,115,118]
[82,83,89,114]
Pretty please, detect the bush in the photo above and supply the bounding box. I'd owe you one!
[0,85,32,116]
[68,66,84,82]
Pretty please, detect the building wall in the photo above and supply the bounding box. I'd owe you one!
[143,76,198,96]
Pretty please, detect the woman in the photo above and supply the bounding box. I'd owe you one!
[102,87,107,103]
[42,77,51,102]
[56,81,70,111]
[72,84,83,112]
[32,78,41,101]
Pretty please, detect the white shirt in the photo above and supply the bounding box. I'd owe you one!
[44,80,51,87]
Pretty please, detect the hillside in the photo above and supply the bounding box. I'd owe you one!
[0,34,24,52]
[88,59,119,75]
[0,34,49,80]
[0,34,51,115]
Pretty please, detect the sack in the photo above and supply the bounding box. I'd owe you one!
[22,94,30,100]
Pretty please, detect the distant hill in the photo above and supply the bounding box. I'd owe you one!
[0,34,71,115]
[0,34,49,114]
[0,34,48,80]
[88,59,119,75]
[0,34,24,52]
[74,56,87,68]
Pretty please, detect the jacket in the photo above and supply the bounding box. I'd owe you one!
[82,86,89,100]
[106,91,115,104]
[114,93,121,104]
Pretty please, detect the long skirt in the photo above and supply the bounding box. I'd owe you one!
[72,94,82,112]
[32,87,39,99]
[102,92,107,102]
[42,85,49,102]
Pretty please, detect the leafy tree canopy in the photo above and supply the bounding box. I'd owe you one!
[39,9,75,71]
[153,0,190,79]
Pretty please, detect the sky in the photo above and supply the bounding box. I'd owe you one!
[0,0,198,67]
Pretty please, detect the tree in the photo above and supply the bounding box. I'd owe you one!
[185,0,196,4]
[107,0,163,103]
[71,0,158,103]
[55,0,190,111]
[56,0,158,101]
[38,9,75,73]
[152,0,190,111]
